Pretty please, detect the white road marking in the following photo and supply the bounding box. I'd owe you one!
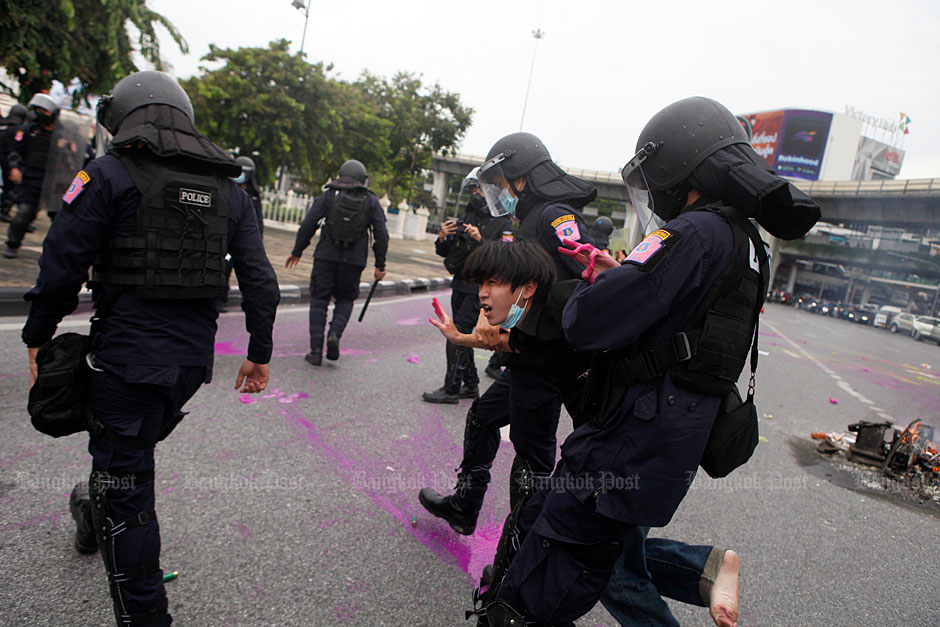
[763,319,895,424]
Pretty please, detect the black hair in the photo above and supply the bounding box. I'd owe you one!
[462,240,556,292]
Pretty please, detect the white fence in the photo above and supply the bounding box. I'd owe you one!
[260,189,315,226]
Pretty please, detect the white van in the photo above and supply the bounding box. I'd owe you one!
[873,305,903,329]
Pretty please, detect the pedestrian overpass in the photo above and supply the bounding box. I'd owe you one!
[430,153,940,229]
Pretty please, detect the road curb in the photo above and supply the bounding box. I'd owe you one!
[0,277,453,318]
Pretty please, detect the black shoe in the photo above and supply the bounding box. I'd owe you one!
[305,350,322,366]
[326,332,340,361]
[485,365,502,379]
[421,386,460,404]
[2,246,16,259]
[459,385,479,399]
[69,484,98,554]
[418,488,478,535]
[25,224,36,233]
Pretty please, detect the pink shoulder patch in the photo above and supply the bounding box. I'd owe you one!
[625,229,672,265]
[14,130,23,142]
[62,170,91,205]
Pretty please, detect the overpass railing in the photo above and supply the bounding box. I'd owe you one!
[788,177,940,196]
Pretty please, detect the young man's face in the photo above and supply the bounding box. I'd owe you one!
[478,278,533,325]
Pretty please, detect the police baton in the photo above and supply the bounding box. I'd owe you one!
[358,279,380,322]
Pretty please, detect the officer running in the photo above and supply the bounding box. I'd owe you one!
[3,93,60,258]
[478,97,819,626]
[286,159,389,365]
[418,132,595,535]
[21,70,279,627]
[421,167,513,404]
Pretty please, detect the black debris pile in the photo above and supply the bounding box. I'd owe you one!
[813,420,940,505]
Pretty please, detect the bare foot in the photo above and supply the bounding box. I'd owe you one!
[709,549,739,627]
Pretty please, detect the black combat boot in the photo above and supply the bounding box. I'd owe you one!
[305,350,322,366]
[422,386,460,404]
[458,384,479,399]
[69,483,98,554]
[418,488,478,535]
[326,332,340,361]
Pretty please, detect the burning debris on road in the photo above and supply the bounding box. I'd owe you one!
[812,420,940,506]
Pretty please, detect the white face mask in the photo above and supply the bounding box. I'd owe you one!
[499,289,527,330]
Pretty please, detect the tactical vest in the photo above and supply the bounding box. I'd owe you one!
[579,204,768,423]
[92,155,230,299]
[24,126,52,171]
[325,188,371,247]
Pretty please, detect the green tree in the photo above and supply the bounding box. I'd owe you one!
[182,40,340,188]
[0,0,186,100]
[354,71,473,198]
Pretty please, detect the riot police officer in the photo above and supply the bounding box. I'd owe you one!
[3,93,59,258]
[21,70,279,627]
[286,159,389,365]
[219,155,265,311]
[418,132,595,535]
[480,97,819,625]
[422,168,513,404]
[233,155,264,236]
[589,215,614,252]
[0,103,29,222]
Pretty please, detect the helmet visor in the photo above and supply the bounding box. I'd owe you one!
[621,143,664,236]
[477,153,516,217]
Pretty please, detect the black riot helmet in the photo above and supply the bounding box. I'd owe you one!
[8,104,29,123]
[233,155,260,194]
[622,96,820,240]
[97,70,195,135]
[590,216,614,249]
[621,96,750,232]
[478,132,595,217]
[337,159,368,183]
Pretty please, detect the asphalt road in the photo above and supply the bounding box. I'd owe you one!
[0,299,938,626]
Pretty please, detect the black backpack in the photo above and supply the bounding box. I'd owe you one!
[326,189,372,247]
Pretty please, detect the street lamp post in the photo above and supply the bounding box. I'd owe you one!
[519,29,544,132]
[291,0,311,57]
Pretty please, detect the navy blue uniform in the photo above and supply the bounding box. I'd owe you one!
[455,200,594,516]
[0,122,24,216]
[492,209,747,624]
[291,189,389,354]
[5,122,52,250]
[435,209,512,392]
[22,153,279,626]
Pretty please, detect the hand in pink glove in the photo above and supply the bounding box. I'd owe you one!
[557,238,619,283]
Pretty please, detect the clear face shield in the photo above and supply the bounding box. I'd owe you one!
[477,152,518,217]
[454,166,486,217]
[620,142,665,236]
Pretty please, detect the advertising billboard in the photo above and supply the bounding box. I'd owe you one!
[773,110,833,180]
[743,110,784,168]
[852,136,905,180]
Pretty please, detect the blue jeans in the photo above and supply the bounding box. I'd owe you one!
[601,529,714,626]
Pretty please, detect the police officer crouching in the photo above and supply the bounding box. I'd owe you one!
[286,159,389,365]
[21,70,279,627]
[479,97,819,625]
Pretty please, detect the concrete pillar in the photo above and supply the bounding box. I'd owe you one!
[786,264,798,294]
[431,171,451,212]
[768,236,783,290]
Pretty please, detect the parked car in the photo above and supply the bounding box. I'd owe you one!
[889,312,917,334]
[874,305,903,329]
[929,322,940,346]
[857,304,878,325]
[912,316,940,343]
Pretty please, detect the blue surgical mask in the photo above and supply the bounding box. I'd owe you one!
[233,173,247,184]
[498,187,518,216]
[500,289,527,330]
